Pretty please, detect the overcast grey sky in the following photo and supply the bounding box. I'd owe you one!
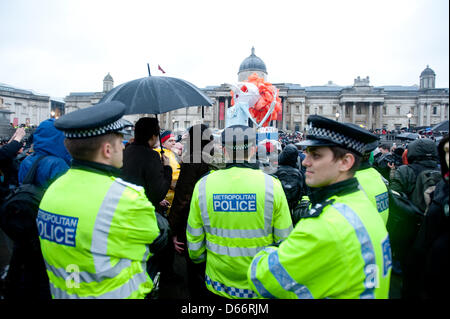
[0,0,448,98]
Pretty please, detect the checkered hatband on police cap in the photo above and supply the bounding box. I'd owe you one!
[307,126,366,155]
[63,119,125,139]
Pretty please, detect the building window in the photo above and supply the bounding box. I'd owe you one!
[297,105,300,113]
[305,106,309,114]
[319,106,323,114]
[433,106,437,115]
[396,107,401,115]
[357,106,362,115]
[383,106,387,115]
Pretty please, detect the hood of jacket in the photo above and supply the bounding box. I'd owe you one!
[438,135,449,179]
[278,144,299,168]
[406,138,438,165]
[32,118,72,165]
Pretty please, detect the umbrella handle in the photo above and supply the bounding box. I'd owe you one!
[158,132,165,165]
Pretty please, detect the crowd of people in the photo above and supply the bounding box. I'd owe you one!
[0,100,448,300]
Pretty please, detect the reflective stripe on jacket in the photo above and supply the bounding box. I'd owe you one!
[248,188,392,299]
[38,168,160,299]
[355,167,389,225]
[187,166,293,299]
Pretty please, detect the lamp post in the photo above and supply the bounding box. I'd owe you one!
[335,111,340,122]
[407,111,412,131]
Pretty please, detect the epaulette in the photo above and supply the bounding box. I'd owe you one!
[300,198,336,218]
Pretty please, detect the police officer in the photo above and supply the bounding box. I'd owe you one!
[37,101,161,299]
[247,115,392,299]
[355,140,390,225]
[187,124,292,299]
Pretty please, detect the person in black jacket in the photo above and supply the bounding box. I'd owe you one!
[120,117,174,285]
[121,117,172,211]
[0,127,26,299]
[168,124,214,299]
[389,138,439,298]
[404,135,449,299]
[0,127,26,203]
[273,143,307,224]
[390,138,439,197]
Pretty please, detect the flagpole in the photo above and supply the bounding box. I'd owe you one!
[147,62,165,159]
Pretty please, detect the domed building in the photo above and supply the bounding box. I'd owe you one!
[420,65,436,89]
[103,72,114,92]
[238,47,267,82]
[64,73,116,114]
[160,55,448,132]
[61,55,448,133]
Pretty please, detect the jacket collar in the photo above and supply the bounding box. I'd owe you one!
[225,161,260,170]
[71,159,121,177]
[358,160,372,171]
[309,177,359,206]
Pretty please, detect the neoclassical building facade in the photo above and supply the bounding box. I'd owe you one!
[161,49,448,133]
[62,48,448,134]
[0,82,51,127]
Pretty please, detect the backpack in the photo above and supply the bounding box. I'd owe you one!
[0,156,47,244]
[410,169,442,213]
[387,166,442,270]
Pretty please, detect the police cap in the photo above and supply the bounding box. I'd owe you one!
[54,101,129,139]
[297,115,379,156]
[221,125,256,151]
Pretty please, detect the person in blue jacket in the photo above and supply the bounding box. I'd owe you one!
[5,118,71,299]
[18,118,72,187]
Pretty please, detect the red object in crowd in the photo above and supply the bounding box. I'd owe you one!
[402,149,409,165]
[230,73,282,127]
[265,141,274,154]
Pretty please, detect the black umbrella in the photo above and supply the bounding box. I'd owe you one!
[99,70,213,158]
[396,132,420,140]
[99,76,213,115]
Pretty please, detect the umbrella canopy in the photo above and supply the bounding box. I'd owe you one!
[99,76,213,115]
[396,132,420,140]
[431,120,449,133]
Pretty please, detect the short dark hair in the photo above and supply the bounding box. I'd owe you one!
[64,133,121,161]
[379,144,391,151]
[329,146,361,174]
[134,117,160,143]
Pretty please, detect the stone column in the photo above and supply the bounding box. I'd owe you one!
[379,103,383,128]
[426,103,431,126]
[352,102,356,124]
[223,97,228,128]
[301,102,305,130]
[282,98,287,130]
[419,103,424,126]
[368,102,373,130]
[440,104,445,122]
[341,103,346,123]
[165,111,170,129]
[290,102,294,132]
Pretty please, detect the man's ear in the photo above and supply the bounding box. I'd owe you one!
[339,153,355,173]
[101,141,113,160]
